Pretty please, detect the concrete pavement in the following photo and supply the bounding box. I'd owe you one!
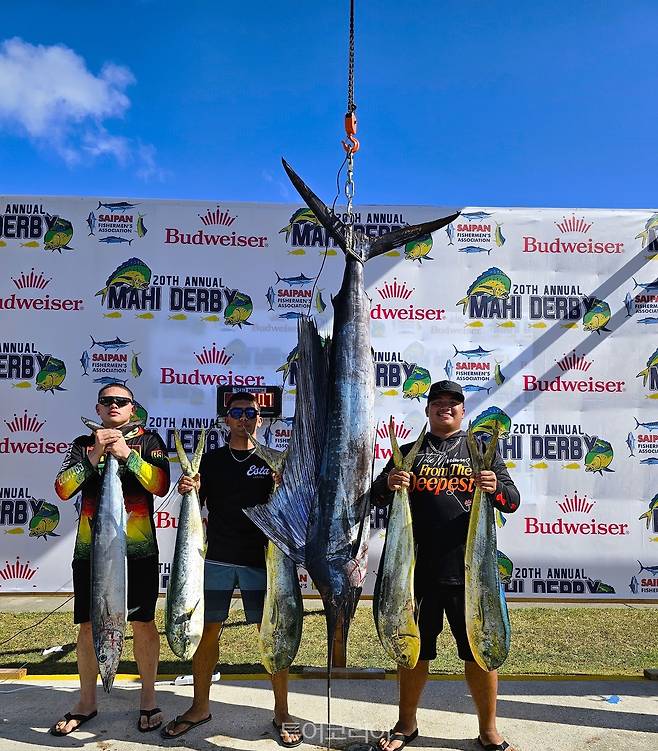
[0,676,656,751]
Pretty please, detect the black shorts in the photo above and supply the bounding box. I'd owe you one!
[416,583,474,662]
[72,555,159,624]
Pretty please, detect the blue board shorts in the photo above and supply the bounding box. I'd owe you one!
[204,560,267,624]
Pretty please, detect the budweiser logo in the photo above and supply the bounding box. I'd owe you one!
[376,420,412,440]
[194,343,234,365]
[555,215,592,234]
[376,278,414,300]
[556,351,593,373]
[4,411,46,433]
[557,492,595,514]
[198,205,237,227]
[11,268,51,290]
[0,557,38,581]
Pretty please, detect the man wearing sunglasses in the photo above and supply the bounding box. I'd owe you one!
[52,384,170,736]
[162,392,302,746]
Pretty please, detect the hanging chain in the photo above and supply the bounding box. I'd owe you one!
[343,0,358,259]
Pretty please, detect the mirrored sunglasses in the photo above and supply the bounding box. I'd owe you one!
[98,396,133,408]
[227,406,259,419]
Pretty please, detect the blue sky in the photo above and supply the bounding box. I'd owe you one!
[1,1,656,208]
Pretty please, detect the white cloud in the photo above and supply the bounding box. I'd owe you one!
[0,37,163,179]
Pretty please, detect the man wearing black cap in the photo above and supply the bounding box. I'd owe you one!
[371,380,520,751]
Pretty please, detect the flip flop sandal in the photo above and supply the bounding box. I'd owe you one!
[379,728,419,750]
[49,710,98,736]
[273,719,304,748]
[160,714,212,740]
[476,739,510,751]
[137,707,162,733]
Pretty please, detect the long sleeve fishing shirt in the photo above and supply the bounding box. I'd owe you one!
[55,426,170,560]
[370,430,520,585]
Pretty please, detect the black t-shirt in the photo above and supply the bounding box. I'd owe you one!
[200,445,274,568]
[371,430,520,586]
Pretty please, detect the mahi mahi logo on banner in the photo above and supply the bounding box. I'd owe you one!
[0,203,74,252]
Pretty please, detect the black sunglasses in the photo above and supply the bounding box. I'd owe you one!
[98,396,133,408]
[227,406,259,419]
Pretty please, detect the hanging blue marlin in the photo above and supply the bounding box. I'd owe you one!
[244,158,458,702]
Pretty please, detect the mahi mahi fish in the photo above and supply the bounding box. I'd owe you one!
[244,159,459,704]
[464,424,510,672]
[81,417,138,692]
[165,430,206,659]
[373,420,426,669]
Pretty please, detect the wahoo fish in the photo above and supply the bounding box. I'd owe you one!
[459,246,491,255]
[457,267,511,313]
[96,257,152,305]
[99,236,133,245]
[166,431,206,659]
[93,376,128,385]
[464,425,510,672]
[453,345,494,359]
[637,347,658,387]
[463,384,491,394]
[640,457,658,464]
[244,159,458,720]
[637,317,658,324]
[82,417,135,692]
[461,211,493,221]
[373,420,425,669]
[279,311,306,319]
[635,418,658,431]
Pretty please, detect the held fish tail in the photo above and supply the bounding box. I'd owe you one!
[174,429,193,475]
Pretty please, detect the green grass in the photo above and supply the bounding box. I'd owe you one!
[1,606,656,677]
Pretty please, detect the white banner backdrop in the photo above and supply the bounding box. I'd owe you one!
[1,197,657,601]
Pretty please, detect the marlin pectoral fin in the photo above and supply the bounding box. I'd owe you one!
[367,213,461,259]
[281,158,348,252]
[244,319,329,565]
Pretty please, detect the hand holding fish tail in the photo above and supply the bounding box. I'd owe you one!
[178,473,200,495]
[473,470,498,494]
[387,469,411,492]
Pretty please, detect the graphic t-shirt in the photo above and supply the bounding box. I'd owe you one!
[200,445,274,568]
[55,426,170,560]
[371,430,520,585]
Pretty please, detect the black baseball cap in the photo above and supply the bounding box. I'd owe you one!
[427,380,464,403]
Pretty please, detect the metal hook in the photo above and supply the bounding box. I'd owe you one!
[341,133,360,154]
